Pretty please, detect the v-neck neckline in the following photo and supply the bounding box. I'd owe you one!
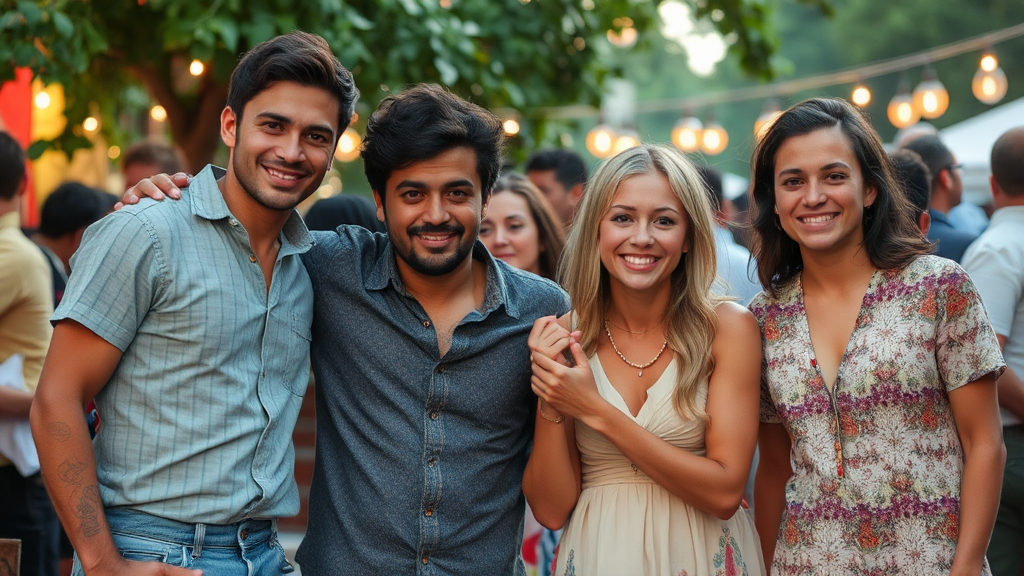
[591,354,677,420]
[797,269,881,393]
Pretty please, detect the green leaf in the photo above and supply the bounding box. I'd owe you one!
[52,11,74,38]
[27,139,53,160]
[0,11,23,30]
[210,17,239,51]
[16,1,41,25]
[344,6,375,31]
[434,57,458,85]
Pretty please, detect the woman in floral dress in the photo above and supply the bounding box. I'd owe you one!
[749,98,1006,575]
[524,145,765,576]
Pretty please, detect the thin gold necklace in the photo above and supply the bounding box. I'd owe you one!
[604,320,668,377]
[605,318,661,335]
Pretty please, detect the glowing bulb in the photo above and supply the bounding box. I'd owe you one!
[108,145,121,159]
[586,124,616,158]
[973,66,1008,105]
[887,92,919,128]
[851,85,872,107]
[83,116,99,132]
[189,59,205,76]
[502,119,520,136]
[980,53,998,73]
[611,130,640,155]
[754,110,782,139]
[334,127,362,162]
[150,105,167,122]
[671,116,703,153]
[607,17,637,48]
[34,91,51,109]
[912,72,949,119]
[700,122,728,155]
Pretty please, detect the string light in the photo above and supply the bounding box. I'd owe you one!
[34,91,51,109]
[754,99,782,139]
[189,59,205,76]
[150,105,167,122]
[671,115,702,153]
[912,66,949,119]
[502,118,521,136]
[611,128,640,155]
[973,50,1008,105]
[334,127,362,162]
[887,78,919,129]
[108,145,121,159]
[585,123,616,158]
[607,17,638,48]
[83,116,99,132]
[851,84,872,107]
[700,116,728,155]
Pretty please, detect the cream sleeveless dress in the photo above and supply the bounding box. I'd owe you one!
[552,355,765,576]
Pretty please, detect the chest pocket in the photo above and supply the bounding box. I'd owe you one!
[265,308,313,396]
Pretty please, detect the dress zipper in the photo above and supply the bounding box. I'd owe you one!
[813,357,844,478]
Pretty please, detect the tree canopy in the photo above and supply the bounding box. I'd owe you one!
[1,0,829,170]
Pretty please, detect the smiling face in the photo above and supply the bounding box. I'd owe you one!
[374,146,485,277]
[774,126,877,258]
[598,170,688,294]
[479,190,542,275]
[222,81,339,212]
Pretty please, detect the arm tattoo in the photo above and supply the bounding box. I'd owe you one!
[58,457,87,486]
[48,422,72,443]
[73,485,103,538]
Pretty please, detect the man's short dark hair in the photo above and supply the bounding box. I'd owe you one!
[525,149,588,190]
[361,84,504,201]
[0,131,26,201]
[38,182,109,237]
[227,31,359,143]
[991,127,1024,197]
[889,150,932,215]
[695,164,724,212]
[901,135,955,188]
[122,140,182,174]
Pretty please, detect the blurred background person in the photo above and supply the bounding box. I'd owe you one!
[695,164,760,306]
[0,131,58,576]
[902,135,977,262]
[525,148,588,226]
[962,126,1024,576]
[120,139,183,191]
[889,149,933,236]
[479,173,565,281]
[30,182,112,307]
[303,193,385,233]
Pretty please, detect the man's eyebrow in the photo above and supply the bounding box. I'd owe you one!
[255,112,335,137]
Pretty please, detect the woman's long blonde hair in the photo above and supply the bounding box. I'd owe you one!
[559,144,721,421]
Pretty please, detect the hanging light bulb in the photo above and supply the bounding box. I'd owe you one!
[851,84,872,107]
[700,114,728,156]
[671,114,702,153]
[606,17,638,48]
[189,59,205,76]
[586,122,617,158]
[83,116,100,132]
[150,105,168,122]
[334,127,362,162]
[887,78,919,129]
[912,66,949,119]
[754,98,782,140]
[502,118,521,137]
[972,51,1008,105]
[611,128,640,155]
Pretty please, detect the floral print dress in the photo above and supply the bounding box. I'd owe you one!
[750,256,1005,575]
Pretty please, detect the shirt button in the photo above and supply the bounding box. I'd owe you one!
[427,458,436,467]
[429,411,439,420]
[424,508,433,517]
[261,371,266,379]
[230,219,239,227]
[421,555,429,564]
[422,320,431,328]
[248,254,257,263]
[437,365,446,373]
[240,529,249,540]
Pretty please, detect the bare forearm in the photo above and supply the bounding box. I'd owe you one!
[0,386,33,417]
[951,438,1005,575]
[583,405,749,519]
[996,367,1024,420]
[30,397,119,573]
[523,403,581,529]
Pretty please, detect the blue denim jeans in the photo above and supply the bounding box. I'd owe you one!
[70,508,293,576]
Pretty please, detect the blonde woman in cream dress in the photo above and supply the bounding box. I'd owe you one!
[524,145,765,576]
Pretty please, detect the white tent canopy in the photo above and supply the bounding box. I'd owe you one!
[939,96,1024,204]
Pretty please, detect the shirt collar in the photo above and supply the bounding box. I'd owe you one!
[364,238,516,318]
[186,164,313,256]
[990,205,1024,226]
[0,211,20,230]
[928,208,953,226]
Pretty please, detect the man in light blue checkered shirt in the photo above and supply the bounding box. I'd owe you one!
[30,32,357,576]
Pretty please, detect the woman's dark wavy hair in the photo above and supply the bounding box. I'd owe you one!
[750,98,931,296]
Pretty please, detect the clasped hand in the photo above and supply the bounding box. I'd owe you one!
[527,316,602,420]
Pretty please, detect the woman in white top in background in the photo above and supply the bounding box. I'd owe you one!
[523,144,765,576]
